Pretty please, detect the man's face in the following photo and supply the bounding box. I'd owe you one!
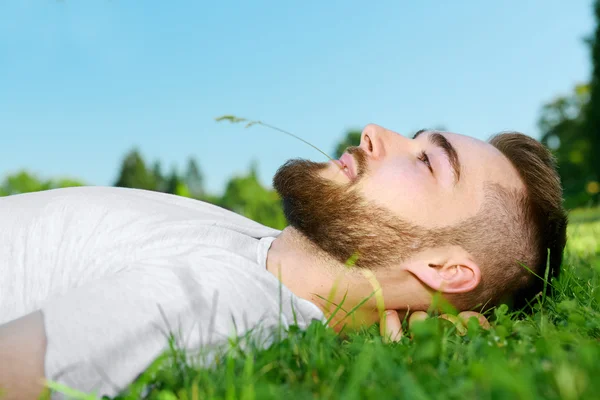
[273,124,523,268]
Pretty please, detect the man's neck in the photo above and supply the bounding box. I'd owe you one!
[265,227,417,331]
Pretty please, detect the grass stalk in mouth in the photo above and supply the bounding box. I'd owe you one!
[215,115,346,173]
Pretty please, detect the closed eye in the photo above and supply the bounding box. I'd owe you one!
[418,151,433,173]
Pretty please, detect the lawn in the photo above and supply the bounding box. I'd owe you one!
[54,210,600,400]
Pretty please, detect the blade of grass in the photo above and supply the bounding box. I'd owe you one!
[215,115,338,163]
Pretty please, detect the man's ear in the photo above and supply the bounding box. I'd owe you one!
[403,246,481,294]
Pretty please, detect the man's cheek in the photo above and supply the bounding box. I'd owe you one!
[371,165,422,193]
[361,170,425,207]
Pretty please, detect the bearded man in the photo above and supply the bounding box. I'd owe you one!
[0,124,567,399]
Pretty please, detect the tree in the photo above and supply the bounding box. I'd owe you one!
[0,170,49,196]
[219,161,287,230]
[151,161,168,193]
[47,178,86,190]
[165,167,191,197]
[0,170,85,196]
[114,149,157,191]
[580,0,600,203]
[539,85,593,208]
[536,0,600,208]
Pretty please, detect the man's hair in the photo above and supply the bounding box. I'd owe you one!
[449,132,568,310]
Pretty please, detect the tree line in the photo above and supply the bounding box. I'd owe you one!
[0,148,291,230]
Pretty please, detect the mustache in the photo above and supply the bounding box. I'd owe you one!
[345,146,369,179]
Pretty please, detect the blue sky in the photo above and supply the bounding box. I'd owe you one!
[0,1,595,194]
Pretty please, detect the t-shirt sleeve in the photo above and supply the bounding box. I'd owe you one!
[41,263,238,398]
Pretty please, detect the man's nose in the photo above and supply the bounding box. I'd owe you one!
[360,124,413,160]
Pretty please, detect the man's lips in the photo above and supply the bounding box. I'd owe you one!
[337,153,356,180]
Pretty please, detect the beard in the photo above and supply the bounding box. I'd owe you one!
[273,147,429,269]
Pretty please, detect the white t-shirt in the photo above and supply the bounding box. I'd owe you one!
[0,186,325,397]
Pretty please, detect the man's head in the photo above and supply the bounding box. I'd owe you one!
[273,124,567,310]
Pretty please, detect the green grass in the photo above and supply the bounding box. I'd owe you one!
[54,216,600,400]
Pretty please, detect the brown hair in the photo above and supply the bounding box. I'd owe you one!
[449,132,568,310]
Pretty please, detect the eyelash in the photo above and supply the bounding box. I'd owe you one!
[418,151,433,173]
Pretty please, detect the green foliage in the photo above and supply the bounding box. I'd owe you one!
[114,149,159,191]
[537,0,600,208]
[0,170,85,196]
[218,161,287,230]
[164,167,187,198]
[113,149,206,201]
[582,0,600,196]
[539,84,596,208]
[151,161,168,193]
[0,170,49,195]
[16,145,286,229]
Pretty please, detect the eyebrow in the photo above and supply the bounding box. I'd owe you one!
[412,129,461,184]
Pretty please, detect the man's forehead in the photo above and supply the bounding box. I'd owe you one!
[443,131,524,191]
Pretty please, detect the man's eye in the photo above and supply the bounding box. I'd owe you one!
[418,151,433,173]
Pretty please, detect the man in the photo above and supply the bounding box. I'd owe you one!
[0,124,567,399]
